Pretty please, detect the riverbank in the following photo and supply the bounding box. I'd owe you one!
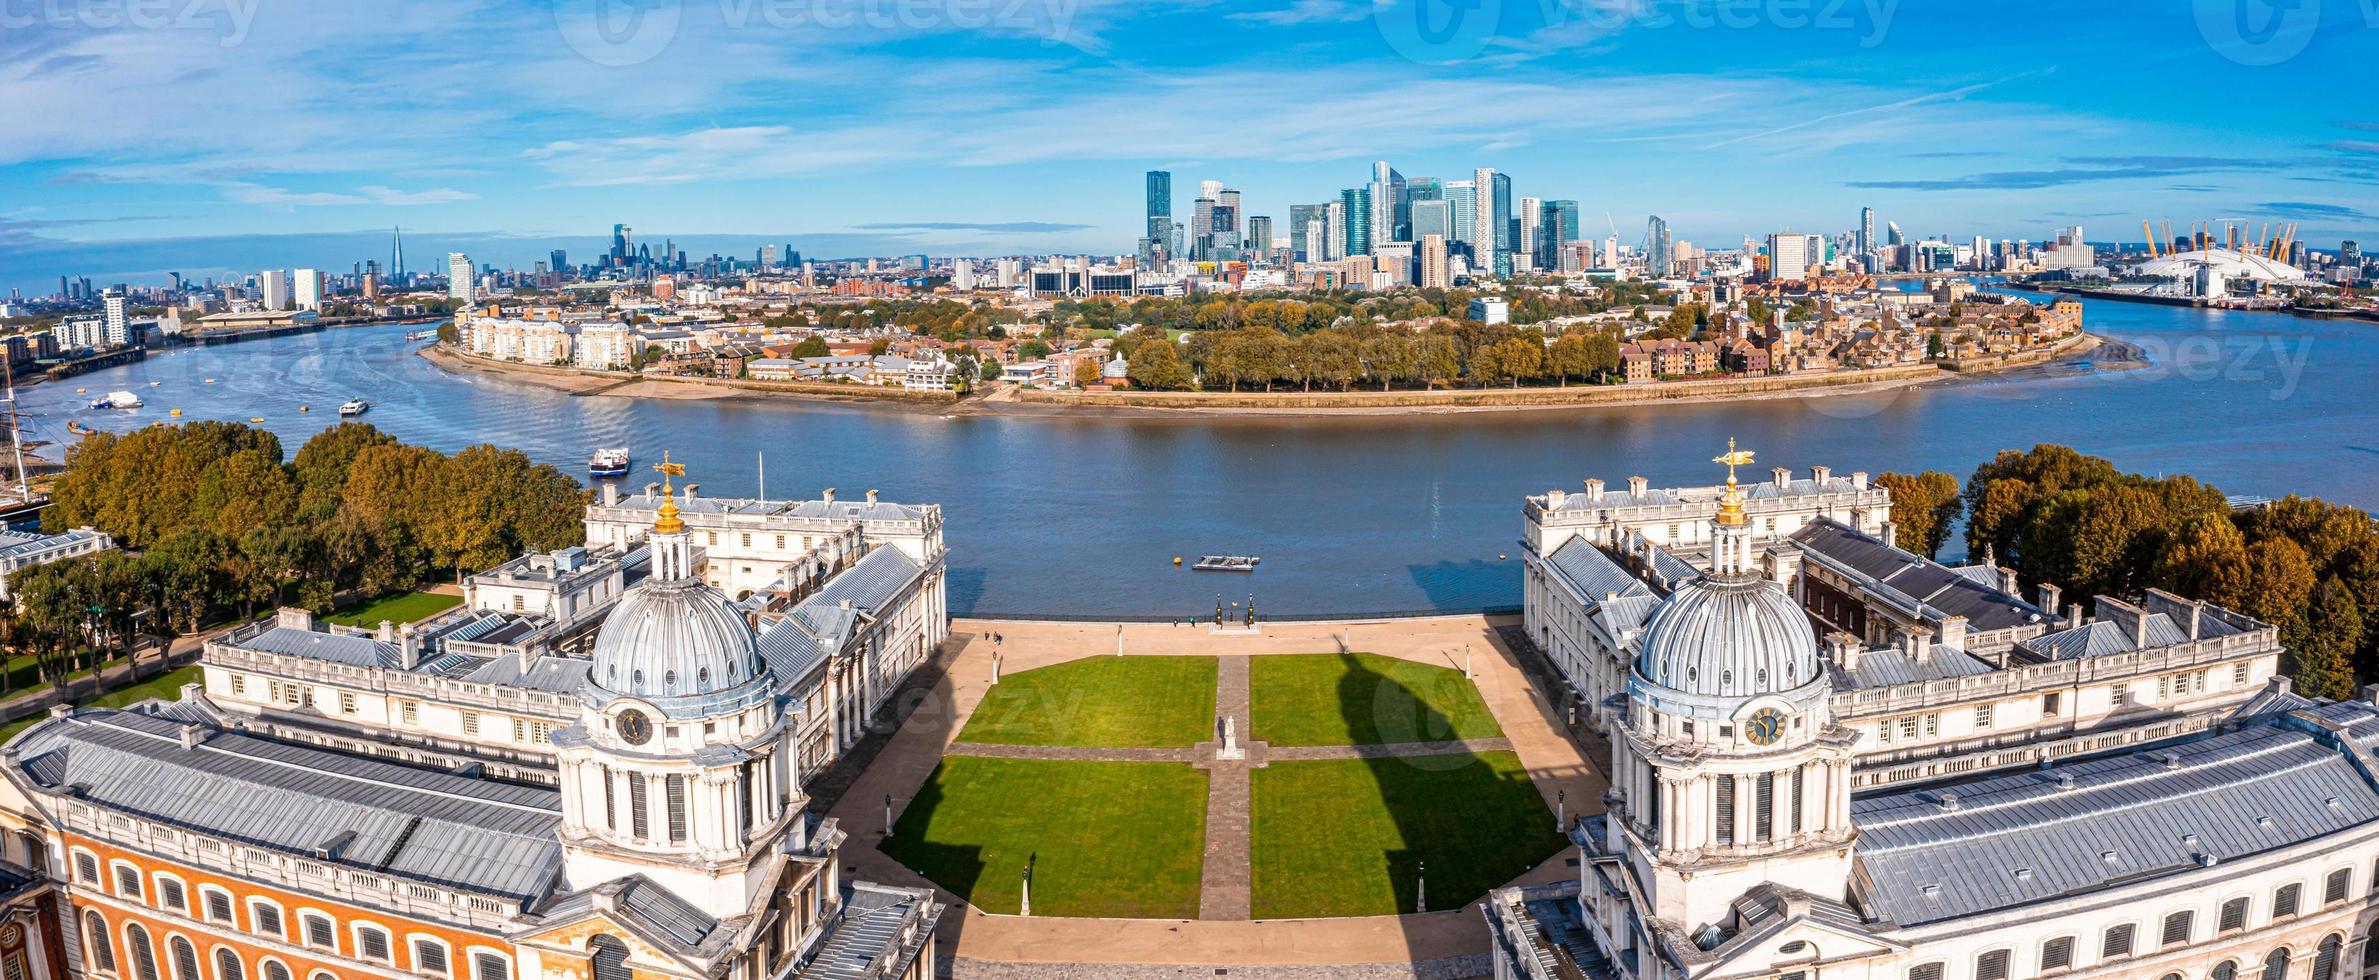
[420,345,960,406]
[427,332,2104,418]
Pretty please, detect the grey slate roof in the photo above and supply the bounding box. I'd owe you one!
[797,882,939,980]
[1852,703,2379,926]
[12,708,563,901]
[1546,538,1656,602]
[2019,612,2242,660]
[1791,519,2045,632]
[538,874,725,953]
[240,626,399,668]
[1830,645,1995,691]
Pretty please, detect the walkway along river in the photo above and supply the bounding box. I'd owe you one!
[20,289,2372,618]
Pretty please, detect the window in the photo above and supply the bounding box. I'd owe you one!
[73,850,99,884]
[400,700,419,724]
[124,924,160,980]
[213,949,245,980]
[1789,768,1805,834]
[1714,776,1735,845]
[2265,949,2292,980]
[2326,867,2352,904]
[355,926,391,963]
[629,776,650,839]
[155,875,186,912]
[2040,936,2074,971]
[1753,773,1774,842]
[261,964,290,980]
[248,900,284,938]
[1974,949,2011,980]
[1897,716,1919,741]
[590,936,631,980]
[300,913,334,951]
[1974,703,1994,729]
[2275,882,2302,917]
[83,911,116,974]
[413,938,451,975]
[460,711,480,737]
[2233,663,2251,686]
[2111,684,2129,707]
[2219,896,2249,933]
[114,862,143,900]
[2161,910,2193,947]
[2211,961,2238,980]
[1906,964,1944,980]
[2315,934,2343,980]
[666,774,689,842]
[2102,923,2134,959]
[740,533,751,547]
[472,952,510,980]
[170,937,199,980]
[337,692,356,714]
[2044,692,2062,716]
[202,888,234,924]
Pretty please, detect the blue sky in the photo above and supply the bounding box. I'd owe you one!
[3,0,2375,291]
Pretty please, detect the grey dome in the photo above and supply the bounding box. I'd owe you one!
[1635,575,1822,697]
[589,578,763,700]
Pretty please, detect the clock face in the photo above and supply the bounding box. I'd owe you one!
[1746,707,1786,746]
[615,709,653,746]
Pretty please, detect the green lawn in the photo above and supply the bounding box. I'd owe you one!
[958,655,1217,748]
[1249,751,1564,918]
[884,756,1209,918]
[1248,653,1502,747]
[325,591,461,627]
[0,664,206,745]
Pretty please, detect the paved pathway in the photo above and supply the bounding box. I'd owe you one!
[825,614,1606,971]
[1197,654,1256,920]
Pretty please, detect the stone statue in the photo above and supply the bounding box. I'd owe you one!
[1217,714,1244,760]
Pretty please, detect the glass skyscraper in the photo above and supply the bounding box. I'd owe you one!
[1339,187,1372,259]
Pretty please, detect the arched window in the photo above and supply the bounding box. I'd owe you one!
[2314,934,2343,980]
[123,923,160,980]
[82,911,116,974]
[259,961,291,980]
[2266,947,2293,980]
[169,937,200,980]
[2212,961,2238,980]
[589,935,631,980]
[214,948,246,980]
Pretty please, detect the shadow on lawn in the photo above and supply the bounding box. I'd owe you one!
[1336,646,1559,961]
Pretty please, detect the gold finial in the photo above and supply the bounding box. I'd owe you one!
[1712,438,1754,527]
[652,452,687,535]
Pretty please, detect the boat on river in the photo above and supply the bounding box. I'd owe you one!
[1192,555,1261,572]
[89,391,142,410]
[588,448,632,478]
[339,400,370,417]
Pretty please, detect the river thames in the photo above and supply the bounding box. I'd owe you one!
[19,290,2372,618]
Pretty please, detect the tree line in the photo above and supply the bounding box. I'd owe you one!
[1116,322,1628,392]
[7,422,588,695]
[1879,445,2378,699]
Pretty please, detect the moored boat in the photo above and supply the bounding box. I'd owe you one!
[339,399,370,417]
[1192,555,1262,572]
[588,447,632,477]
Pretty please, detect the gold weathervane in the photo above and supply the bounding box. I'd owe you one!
[653,452,688,535]
[1713,438,1754,527]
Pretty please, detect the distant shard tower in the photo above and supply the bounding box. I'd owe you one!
[391,226,405,280]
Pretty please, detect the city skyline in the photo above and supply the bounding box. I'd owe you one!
[2,2,2375,291]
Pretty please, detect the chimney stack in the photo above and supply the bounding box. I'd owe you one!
[2038,583,2063,618]
[1545,489,1568,509]
[822,487,837,504]
[601,483,619,506]
[1772,467,1791,489]
[866,489,879,505]
[1627,476,1648,496]
[1851,471,1869,490]
[1584,478,1605,502]
[1811,465,1833,485]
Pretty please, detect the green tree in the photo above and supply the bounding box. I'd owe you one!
[789,336,830,358]
[2288,579,2363,700]
[1875,471,1963,559]
[291,422,397,521]
[1128,341,1190,390]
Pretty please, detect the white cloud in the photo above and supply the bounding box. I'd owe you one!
[218,182,477,209]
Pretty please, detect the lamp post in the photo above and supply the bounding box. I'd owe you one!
[883,794,894,838]
[1416,860,1427,914]
[1021,853,1036,917]
[1557,789,1566,833]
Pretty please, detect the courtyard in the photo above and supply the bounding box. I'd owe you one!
[877,645,1564,921]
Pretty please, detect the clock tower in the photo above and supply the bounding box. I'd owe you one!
[552,455,804,919]
[1600,443,1859,936]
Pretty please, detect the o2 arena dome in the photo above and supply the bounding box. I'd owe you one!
[2138,248,2309,283]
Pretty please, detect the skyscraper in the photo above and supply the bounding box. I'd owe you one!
[1419,234,1449,288]
[1142,171,1173,267]
[390,226,405,281]
[1322,199,1346,262]
[1542,200,1580,270]
[1369,161,1404,249]
[1411,200,1453,243]
[1646,216,1673,278]
[1339,187,1371,259]
[1289,204,1325,263]
[1191,192,1216,261]
[1517,197,1541,272]
[1246,215,1273,264]
[1858,207,1875,263]
[258,269,289,311]
[448,252,474,303]
[1215,188,1242,254]
[1472,169,1512,276]
[101,288,128,345]
[610,225,633,267]
[294,268,323,311]
[1444,179,1475,250]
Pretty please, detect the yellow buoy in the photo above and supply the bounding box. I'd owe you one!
[299,405,309,412]
[204,378,216,384]
[1173,556,1183,566]
[169,408,182,418]
[248,417,265,423]
[74,388,85,395]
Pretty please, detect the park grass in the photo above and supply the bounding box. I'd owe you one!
[325,591,461,627]
[1248,653,1502,747]
[884,756,1208,918]
[1249,751,1564,918]
[958,655,1216,748]
[0,664,205,744]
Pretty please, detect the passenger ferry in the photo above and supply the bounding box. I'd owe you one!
[89,391,142,410]
[1192,555,1261,573]
[588,448,632,478]
[339,400,370,417]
